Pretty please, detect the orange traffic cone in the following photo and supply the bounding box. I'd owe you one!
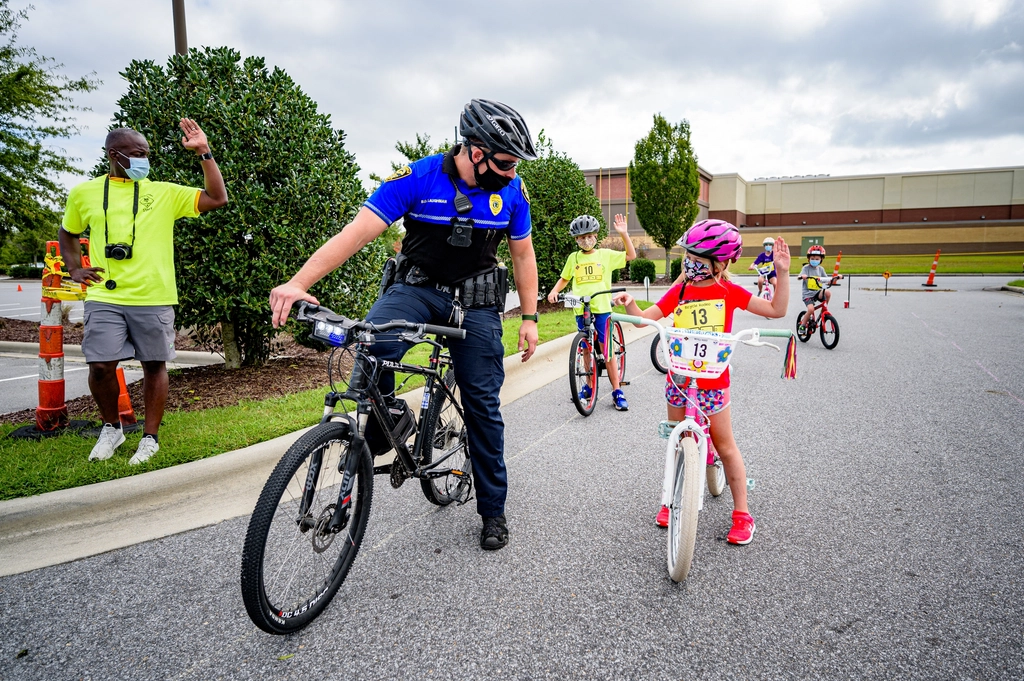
[116,368,137,425]
[922,249,941,287]
[17,284,22,291]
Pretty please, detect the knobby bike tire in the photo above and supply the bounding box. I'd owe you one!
[420,370,472,505]
[569,332,599,416]
[820,312,840,349]
[241,421,373,634]
[796,311,813,343]
[667,436,702,582]
[610,321,627,384]
[650,334,669,374]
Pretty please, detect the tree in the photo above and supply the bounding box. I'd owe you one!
[0,1,97,244]
[106,47,386,367]
[629,114,700,275]
[501,131,604,293]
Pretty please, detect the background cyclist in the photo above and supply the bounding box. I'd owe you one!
[547,213,636,411]
[614,222,791,545]
[270,99,540,552]
[797,244,841,333]
[749,236,778,298]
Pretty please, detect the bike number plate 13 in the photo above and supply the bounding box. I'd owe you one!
[664,328,737,379]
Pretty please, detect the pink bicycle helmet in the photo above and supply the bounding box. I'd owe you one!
[677,219,743,262]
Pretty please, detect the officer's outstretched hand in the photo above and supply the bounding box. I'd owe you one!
[518,320,538,362]
[270,282,319,328]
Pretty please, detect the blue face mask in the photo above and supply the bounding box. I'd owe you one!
[809,258,821,267]
[684,258,713,282]
[115,150,150,181]
[764,245,773,253]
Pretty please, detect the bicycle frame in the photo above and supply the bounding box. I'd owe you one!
[562,287,625,363]
[804,277,837,327]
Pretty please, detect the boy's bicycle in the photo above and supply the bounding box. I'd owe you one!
[559,288,627,416]
[241,302,470,634]
[755,263,775,302]
[797,275,840,349]
[612,312,794,582]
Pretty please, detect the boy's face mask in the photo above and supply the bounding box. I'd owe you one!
[576,235,597,251]
[809,258,821,267]
[764,245,773,253]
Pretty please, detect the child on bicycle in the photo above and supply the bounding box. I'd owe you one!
[614,221,791,544]
[748,236,778,297]
[797,245,841,332]
[548,213,636,411]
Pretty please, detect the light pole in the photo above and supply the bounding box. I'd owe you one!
[172,0,187,55]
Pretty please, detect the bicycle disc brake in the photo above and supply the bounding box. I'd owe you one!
[311,504,338,553]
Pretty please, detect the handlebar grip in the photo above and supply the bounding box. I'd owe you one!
[423,323,467,340]
[757,329,794,338]
[610,313,649,326]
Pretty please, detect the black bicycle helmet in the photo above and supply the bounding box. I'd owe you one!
[459,99,538,160]
[569,215,600,237]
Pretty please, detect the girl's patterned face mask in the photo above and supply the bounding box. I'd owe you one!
[576,235,597,251]
[684,257,713,282]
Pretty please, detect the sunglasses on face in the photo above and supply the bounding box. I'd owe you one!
[477,147,518,172]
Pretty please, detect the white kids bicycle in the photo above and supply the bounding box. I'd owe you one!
[611,313,794,582]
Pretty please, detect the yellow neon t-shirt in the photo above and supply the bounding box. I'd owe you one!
[62,175,201,306]
[559,248,628,314]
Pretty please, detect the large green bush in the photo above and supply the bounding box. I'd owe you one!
[104,47,385,366]
[630,258,656,284]
[9,264,42,278]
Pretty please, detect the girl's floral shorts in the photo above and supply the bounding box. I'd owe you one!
[665,377,730,415]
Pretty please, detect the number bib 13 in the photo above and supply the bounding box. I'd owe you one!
[674,299,726,333]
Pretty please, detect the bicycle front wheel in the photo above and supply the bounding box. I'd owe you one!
[609,321,627,383]
[667,436,702,582]
[420,370,472,506]
[820,312,840,349]
[796,311,812,343]
[241,421,373,634]
[569,332,599,416]
[650,334,669,374]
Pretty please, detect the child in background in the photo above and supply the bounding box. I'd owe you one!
[797,244,841,332]
[614,221,791,544]
[749,236,778,298]
[548,213,636,411]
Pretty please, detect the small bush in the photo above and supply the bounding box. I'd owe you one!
[9,265,43,279]
[670,257,682,281]
[630,258,656,284]
[611,268,619,284]
[0,265,6,275]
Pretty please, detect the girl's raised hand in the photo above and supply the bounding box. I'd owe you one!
[773,236,792,272]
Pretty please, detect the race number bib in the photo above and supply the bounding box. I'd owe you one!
[574,261,605,285]
[806,277,822,291]
[674,299,726,333]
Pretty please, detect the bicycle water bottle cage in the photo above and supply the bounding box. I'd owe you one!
[448,217,474,248]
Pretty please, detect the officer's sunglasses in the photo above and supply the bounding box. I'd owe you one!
[477,147,518,172]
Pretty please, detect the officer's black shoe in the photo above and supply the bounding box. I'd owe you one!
[480,514,509,551]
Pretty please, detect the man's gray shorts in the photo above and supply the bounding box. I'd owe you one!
[82,302,177,363]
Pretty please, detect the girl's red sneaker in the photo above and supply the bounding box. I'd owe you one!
[727,510,756,545]
[655,505,669,528]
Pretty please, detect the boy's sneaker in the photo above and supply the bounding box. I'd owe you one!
[655,505,669,528]
[578,384,592,402]
[612,389,629,411]
[129,436,160,466]
[480,514,509,551]
[88,424,125,461]
[727,510,756,545]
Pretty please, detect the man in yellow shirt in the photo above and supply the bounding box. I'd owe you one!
[59,119,228,464]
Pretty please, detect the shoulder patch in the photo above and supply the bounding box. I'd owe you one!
[385,165,412,182]
[520,180,530,204]
[489,194,503,216]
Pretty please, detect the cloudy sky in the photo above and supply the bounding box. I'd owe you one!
[17,0,1024,193]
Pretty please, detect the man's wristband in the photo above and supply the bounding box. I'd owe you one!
[521,313,538,322]
[198,151,214,161]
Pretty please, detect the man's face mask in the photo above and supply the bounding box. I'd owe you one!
[809,258,821,267]
[576,235,597,251]
[115,150,150,181]
[684,257,713,282]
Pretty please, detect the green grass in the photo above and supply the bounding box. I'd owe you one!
[1008,279,1024,287]
[0,302,651,500]
[734,251,1024,275]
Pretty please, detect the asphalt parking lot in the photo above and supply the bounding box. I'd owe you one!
[1,275,1023,680]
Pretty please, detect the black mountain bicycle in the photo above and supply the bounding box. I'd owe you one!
[241,301,469,634]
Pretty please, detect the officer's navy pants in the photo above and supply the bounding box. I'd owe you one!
[363,282,507,518]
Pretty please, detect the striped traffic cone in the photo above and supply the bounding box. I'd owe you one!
[922,249,941,287]
[116,368,137,426]
[36,298,68,431]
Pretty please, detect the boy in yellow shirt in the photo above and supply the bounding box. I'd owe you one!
[547,214,636,410]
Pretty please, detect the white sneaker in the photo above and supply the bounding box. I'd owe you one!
[88,424,126,461]
[129,437,160,465]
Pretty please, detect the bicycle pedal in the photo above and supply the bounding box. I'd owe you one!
[746,478,755,490]
[619,380,630,386]
[657,420,680,439]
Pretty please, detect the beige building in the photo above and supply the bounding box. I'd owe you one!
[583,165,1024,256]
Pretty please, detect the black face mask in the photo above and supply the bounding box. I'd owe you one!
[473,161,513,192]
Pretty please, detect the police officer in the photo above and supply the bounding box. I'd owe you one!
[270,99,539,551]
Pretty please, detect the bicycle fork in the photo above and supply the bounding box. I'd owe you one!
[661,420,709,511]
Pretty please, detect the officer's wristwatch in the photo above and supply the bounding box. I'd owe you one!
[198,151,214,161]
[521,313,538,322]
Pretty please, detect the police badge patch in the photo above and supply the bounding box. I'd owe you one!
[385,165,412,181]
[521,180,530,204]
[489,194,502,216]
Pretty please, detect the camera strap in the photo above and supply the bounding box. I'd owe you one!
[103,176,139,250]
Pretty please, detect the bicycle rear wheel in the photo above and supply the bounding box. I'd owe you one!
[650,334,669,374]
[667,436,702,582]
[420,370,472,505]
[241,421,373,634]
[569,332,599,416]
[609,321,627,383]
[820,312,840,349]
[796,311,813,343]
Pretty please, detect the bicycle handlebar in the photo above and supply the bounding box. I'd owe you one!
[294,301,467,346]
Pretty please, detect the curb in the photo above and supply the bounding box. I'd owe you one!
[0,325,653,577]
[0,341,225,366]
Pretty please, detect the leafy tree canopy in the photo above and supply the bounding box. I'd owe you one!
[0,0,97,244]
[629,114,700,273]
[106,46,385,366]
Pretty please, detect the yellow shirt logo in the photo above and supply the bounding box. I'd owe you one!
[489,194,502,216]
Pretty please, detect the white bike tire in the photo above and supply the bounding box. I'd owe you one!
[667,437,702,582]
[707,458,727,497]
